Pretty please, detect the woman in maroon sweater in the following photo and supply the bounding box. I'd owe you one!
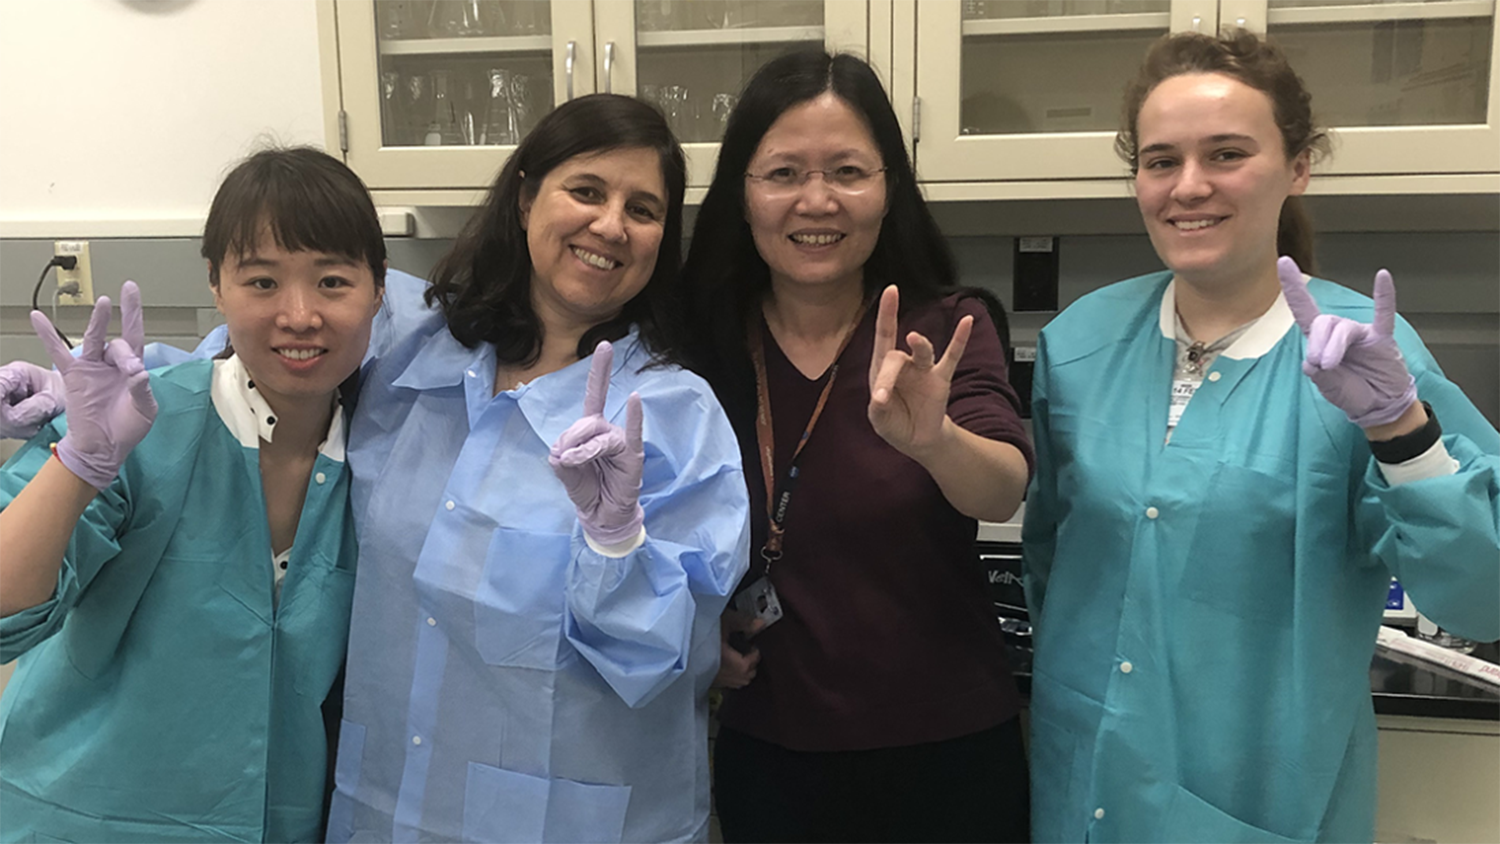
[682,51,1034,843]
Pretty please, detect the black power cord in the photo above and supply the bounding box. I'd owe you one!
[31,255,78,348]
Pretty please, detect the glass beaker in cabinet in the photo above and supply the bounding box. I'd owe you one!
[378,0,431,39]
[426,70,467,145]
[428,0,501,37]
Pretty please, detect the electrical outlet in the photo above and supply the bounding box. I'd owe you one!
[55,241,94,306]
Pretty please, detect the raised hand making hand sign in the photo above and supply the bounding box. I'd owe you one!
[866,284,974,459]
[1277,256,1420,431]
[548,340,646,550]
[33,281,157,489]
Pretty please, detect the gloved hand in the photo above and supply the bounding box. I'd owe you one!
[0,361,65,439]
[34,281,158,489]
[548,340,645,549]
[1278,256,1418,429]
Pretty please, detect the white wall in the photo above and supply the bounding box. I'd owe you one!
[0,0,326,237]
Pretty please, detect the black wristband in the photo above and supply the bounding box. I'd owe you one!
[1369,401,1441,464]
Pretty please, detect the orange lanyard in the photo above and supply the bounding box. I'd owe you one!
[748,301,869,577]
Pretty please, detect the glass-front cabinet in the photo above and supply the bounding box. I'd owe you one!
[1258,0,1499,176]
[911,0,1499,190]
[327,0,869,193]
[333,0,592,191]
[594,0,867,184]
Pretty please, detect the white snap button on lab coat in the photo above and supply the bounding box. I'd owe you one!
[1094,808,1105,820]
[1145,507,1159,519]
[467,369,477,378]
[315,472,326,485]
[1120,661,1134,674]
[412,735,422,746]
[1208,371,1222,382]
[427,617,437,626]
[445,500,456,510]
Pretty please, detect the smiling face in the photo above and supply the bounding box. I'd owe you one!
[744,92,888,298]
[520,146,667,335]
[212,229,383,417]
[1134,72,1310,289]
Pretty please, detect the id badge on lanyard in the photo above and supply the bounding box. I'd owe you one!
[744,302,868,631]
[734,575,784,625]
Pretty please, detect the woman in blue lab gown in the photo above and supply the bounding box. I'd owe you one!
[324,95,749,844]
[1023,30,1500,843]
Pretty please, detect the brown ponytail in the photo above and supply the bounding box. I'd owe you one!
[1276,196,1317,274]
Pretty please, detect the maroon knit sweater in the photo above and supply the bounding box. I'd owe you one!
[718,293,1034,751]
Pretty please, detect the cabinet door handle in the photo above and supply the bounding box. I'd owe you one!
[565,40,576,101]
[603,41,615,95]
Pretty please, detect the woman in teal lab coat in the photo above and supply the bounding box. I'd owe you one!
[1023,30,1500,843]
[0,148,385,843]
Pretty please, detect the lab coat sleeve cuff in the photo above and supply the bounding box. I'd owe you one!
[584,526,648,558]
[0,593,63,663]
[1377,439,1460,487]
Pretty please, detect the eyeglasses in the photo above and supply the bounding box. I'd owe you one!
[744,165,888,197]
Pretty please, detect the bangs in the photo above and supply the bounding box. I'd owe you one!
[221,183,367,264]
[203,147,385,281]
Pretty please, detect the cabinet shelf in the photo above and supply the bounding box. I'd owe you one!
[378,35,552,56]
[1267,1,1495,26]
[960,12,1170,36]
[635,25,824,47]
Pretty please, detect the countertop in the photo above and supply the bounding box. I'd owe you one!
[1369,641,1500,720]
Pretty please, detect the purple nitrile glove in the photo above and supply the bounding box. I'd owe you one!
[1278,256,1418,429]
[548,340,645,549]
[0,360,65,439]
[33,281,158,489]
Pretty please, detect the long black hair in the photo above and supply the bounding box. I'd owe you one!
[681,50,1008,388]
[426,94,688,366]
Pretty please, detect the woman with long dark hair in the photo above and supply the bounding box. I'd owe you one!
[684,52,1032,843]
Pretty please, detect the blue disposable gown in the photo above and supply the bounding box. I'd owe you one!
[326,277,751,843]
[1023,271,1500,843]
[0,359,357,843]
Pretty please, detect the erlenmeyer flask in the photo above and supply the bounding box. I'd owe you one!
[402,73,430,145]
[509,73,532,139]
[426,70,465,145]
[480,68,515,145]
[428,0,489,36]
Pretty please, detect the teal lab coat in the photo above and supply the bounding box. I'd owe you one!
[0,359,357,843]
[1023,271,1499,843]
